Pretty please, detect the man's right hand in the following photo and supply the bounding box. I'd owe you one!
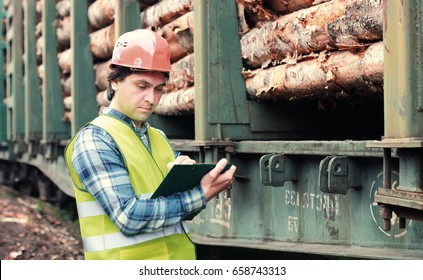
[200,158,237,202]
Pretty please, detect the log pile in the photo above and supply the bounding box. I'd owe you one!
[154,0,384,115]
[240,0,384,102]
[35,0,385,122]
[151,0,384,115]
[54,0,72,122]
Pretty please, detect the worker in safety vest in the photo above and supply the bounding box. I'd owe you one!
[65,29,236,260]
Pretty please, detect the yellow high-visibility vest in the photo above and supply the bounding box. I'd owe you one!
[65,114,195,260]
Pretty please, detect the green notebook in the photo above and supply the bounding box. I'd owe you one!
[151,163,232,220]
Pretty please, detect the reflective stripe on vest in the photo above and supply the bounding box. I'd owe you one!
[76,193,154,218]
[83,222,188,252]
[76,196,191,253]
[76,201,105,218]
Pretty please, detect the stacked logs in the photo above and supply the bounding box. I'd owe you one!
[55,0,72,122]
[50,0,384,121]
[240,0,384,102]
[152,0,384,115]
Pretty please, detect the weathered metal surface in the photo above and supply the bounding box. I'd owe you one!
[24,0,42,143]
[367,139,423,148]
[397,149,423,192]
[171,137,423,259]
[114,0,140,39]
[375,188,423,211]
[235,140,387,157]
[383,0,423,139]
[259,154,297,187]
[193,0,248,141]
[5,0,25,155]
[191,233,423,259]
[70,0,98,135]
[367,0,423,232]
[0,0,6,144]
[42,1,69,142]
[188,153,423,258]
[319,156,361,194]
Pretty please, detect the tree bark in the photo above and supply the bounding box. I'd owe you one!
[89,23,115,60]
[263,0,331,15]
[3,0,10,9]
[35,0,43,21]
[240,0,383,69]
[158,10,194,63]
[37,64,44,82]
[63,95,72,111]
[96,90,110,108]
[88,0,115,30]
[94,59,112,91]
[245,41,383,101]
[139,0,160,7]
[236,0,278,31]
[168,53,194,91]
[56,16,71,49]
[62,111,72,123]
[64,90,110,122]
[61,75,71,96]
[154,87,195,116]
[35,21,42,39]
[57,48,72,74]
[56,0,70,18]
[141,0,193,28]
[36,36,43,64]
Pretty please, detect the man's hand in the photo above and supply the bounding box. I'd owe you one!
[200,158,237,202]
[166,155,196,171]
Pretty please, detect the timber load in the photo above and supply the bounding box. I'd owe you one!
[37,0,383,121]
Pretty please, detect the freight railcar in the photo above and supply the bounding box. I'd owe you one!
[0,0,422,259]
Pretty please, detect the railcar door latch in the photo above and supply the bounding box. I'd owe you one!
[259,154,297,187]
[319,156,362,194]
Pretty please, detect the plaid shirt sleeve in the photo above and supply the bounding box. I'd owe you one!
[71,125,206,236]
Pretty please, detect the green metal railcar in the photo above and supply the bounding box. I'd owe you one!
[0,0,422,259]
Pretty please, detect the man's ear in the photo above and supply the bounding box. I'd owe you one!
[111,80,118,91]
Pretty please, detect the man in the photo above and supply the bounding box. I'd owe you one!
[65,29,236,260]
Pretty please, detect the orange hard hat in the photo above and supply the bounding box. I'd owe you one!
[109,29,171,72]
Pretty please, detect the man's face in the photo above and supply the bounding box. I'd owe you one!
[110,71,166,127]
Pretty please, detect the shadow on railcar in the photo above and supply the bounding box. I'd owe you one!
[196,245,365,260]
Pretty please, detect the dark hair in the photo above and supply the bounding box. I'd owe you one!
[106,66,170,101]
[106,66,133,101]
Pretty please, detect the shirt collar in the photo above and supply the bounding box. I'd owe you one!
[101,107,150,134]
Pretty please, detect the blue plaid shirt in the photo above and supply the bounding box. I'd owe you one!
[71,108,206,235]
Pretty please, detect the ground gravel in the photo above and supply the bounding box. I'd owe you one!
[0,184,84,260]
